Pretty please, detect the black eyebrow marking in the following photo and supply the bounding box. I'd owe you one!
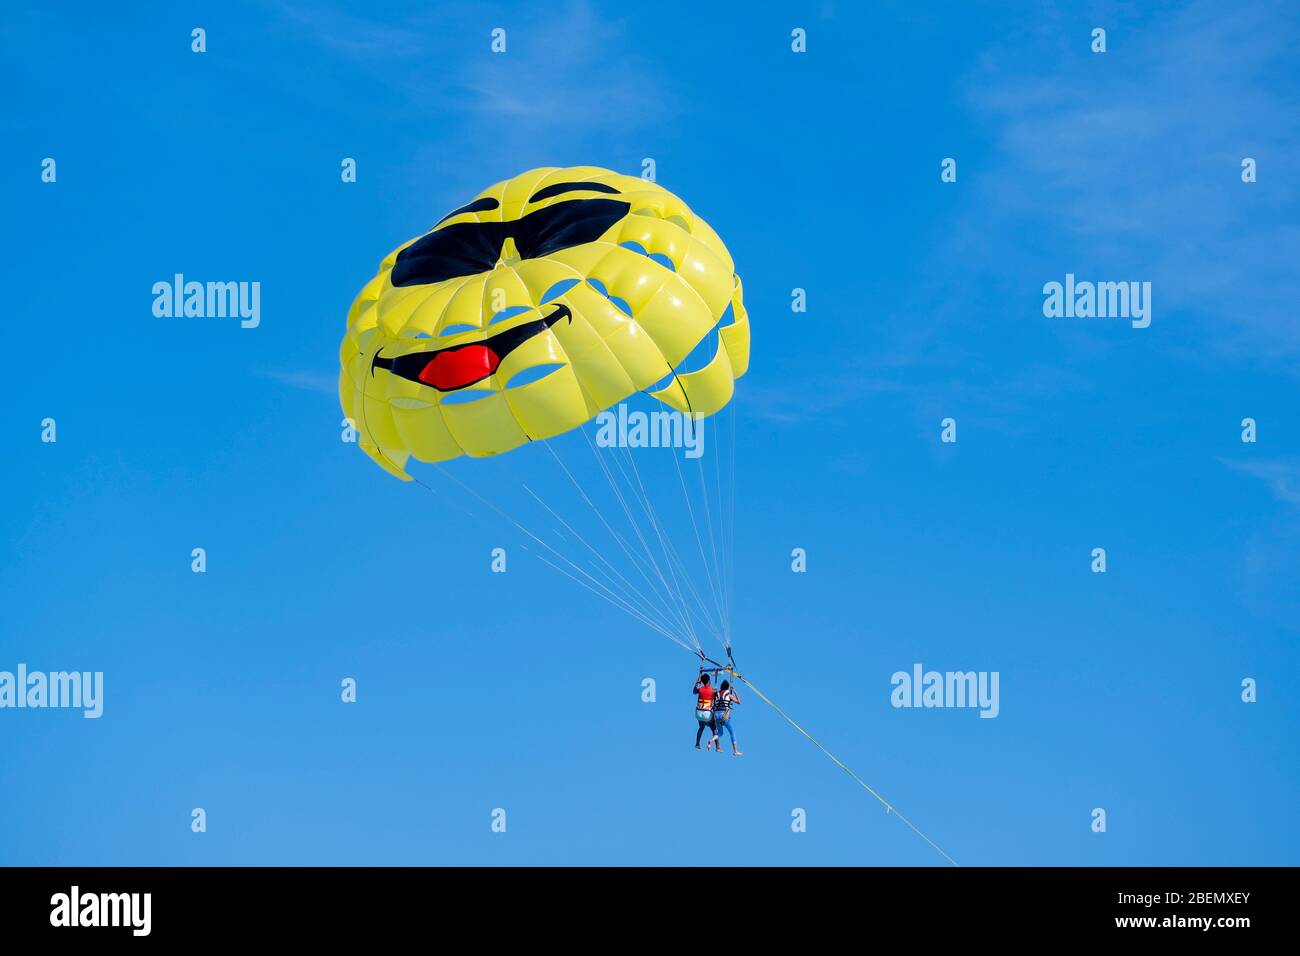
[528,181,622,203]
[435,196,500,226]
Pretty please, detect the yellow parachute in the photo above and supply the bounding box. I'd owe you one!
[339,166,750,479]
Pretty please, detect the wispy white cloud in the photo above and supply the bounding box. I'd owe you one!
[259,368,338,395]
[743,372,903,426]
[274,3,434,61]
[278,0,675,137]
[1223,458,1300,511]
[486,7,670,129]
[958,0,1300,362]
[1224,457,1300,627]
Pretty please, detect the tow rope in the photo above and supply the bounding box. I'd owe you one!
[699,654,959,867]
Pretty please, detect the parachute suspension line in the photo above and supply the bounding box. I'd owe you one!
[665,382,728,658]
[523,545,696,653]
[668,448,729,649]
[417,465,695,653]
[692,428,727,645]
[594,433,701,650]
[577,427,696,644]
[610,439,707,652]
[707,395,738,650]
[728,399,738,646]
[620,454,727,650]
[718,398,737,649]
[550,437,714,650]
[353,380,727,659]
[732,671,960,868]
[519,478,680,642]
[520,447,691,642]
[574,429,707,655]
[613,417,719,646]
[670,378,730,658]
[438,474,677,646]
[660,374,733,650]
[706,409,728,647]
[543,438,669,599]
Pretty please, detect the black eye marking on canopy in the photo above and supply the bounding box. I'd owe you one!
[528,181,622,203]
[371,304,573,392]
[392,198,631,287]
[434,196,500,226]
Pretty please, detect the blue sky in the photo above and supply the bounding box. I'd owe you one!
[2,0,1298,865]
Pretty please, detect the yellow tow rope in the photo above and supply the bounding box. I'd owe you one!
[722,667,960,867]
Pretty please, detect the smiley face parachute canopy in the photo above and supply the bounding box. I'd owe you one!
[339,166,750,481]
[339,165,748,663]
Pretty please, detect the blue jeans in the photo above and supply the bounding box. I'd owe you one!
[715,716,737,747]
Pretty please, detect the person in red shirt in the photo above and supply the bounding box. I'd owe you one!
[693,671,718,750]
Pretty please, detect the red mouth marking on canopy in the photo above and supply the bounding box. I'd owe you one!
[372,304,571,392]
[418,345,501,390]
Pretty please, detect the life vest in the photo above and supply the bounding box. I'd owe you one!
[715,689,734,718]
[695,684,715,720]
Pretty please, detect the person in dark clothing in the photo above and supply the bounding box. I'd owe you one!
[693,672,717,749]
